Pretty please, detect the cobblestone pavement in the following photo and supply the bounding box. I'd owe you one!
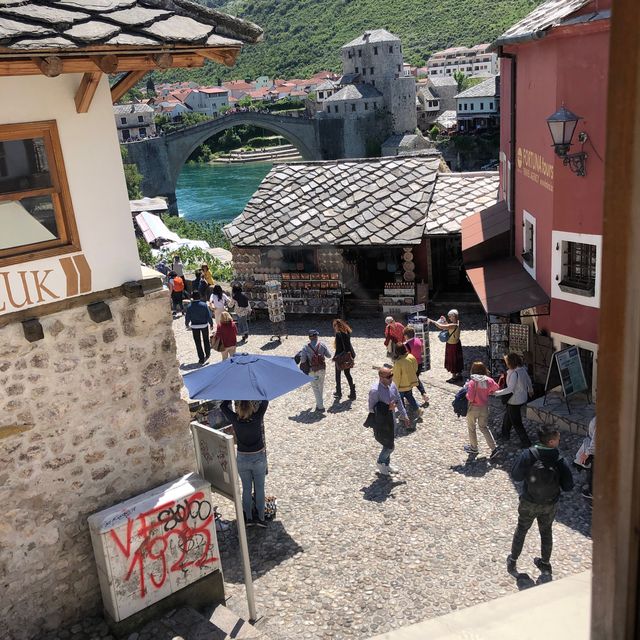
[172,312,593,640]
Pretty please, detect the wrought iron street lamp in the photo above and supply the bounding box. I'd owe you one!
[546,105,588,177]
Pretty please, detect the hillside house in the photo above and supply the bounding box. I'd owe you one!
[427,44,498,77]
[455,76,500,132]
[113,103,156,142]
[183,86,230,115]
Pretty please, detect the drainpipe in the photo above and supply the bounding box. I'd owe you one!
[499,48,517,258]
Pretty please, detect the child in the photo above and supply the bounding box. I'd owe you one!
[576,416,596,500]
[465,361,500,459]
[403,327,429,405]
[507,425,574,575]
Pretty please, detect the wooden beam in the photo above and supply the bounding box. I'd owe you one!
[92,54,119,74]
[110,69,146,103]
[0,52,207,77]
[31,55,62,77]
[197,47,241,68]
[74,72,102,113]
[152,52,173,69]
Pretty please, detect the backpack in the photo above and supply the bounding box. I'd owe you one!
[172,276,184,292]
[526,447,561,504]
[452,386,468,417]
[309,343,326,371]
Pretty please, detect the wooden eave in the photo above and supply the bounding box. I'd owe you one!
[0,44,241,112]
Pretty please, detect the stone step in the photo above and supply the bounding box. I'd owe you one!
[132,605,267,640]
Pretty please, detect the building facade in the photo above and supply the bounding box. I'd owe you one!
[113,103,156,141]
[455,76,500,132]
[427,44,498,77]
[183,87,230,116]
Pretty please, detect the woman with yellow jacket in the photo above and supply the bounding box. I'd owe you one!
[393,344,423,426]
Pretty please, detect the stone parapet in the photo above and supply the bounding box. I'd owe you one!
[0,286,191,640]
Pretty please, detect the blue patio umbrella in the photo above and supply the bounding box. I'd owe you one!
[183,353,311,401]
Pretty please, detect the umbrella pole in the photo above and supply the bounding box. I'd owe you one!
[228,451,258,622]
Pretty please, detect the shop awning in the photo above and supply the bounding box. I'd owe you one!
[466,257,550,316]
[461,200,510,264]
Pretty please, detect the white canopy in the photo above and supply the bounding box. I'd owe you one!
[135,211,181,244]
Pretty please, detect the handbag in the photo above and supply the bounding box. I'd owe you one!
[210,333,224,352]
[335,352,355,370]
[438,330,449,342]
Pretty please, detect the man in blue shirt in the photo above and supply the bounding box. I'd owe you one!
[368,366,410,475]
[185,291,214,364]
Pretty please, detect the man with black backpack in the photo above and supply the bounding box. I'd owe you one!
[507,425,574,575]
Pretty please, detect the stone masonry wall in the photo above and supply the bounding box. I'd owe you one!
[0,289,192,640]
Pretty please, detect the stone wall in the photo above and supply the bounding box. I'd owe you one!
[0,287,192,640]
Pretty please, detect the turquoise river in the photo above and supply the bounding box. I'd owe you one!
[175,162,273,223]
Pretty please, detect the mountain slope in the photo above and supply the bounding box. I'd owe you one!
[167,0,541,81]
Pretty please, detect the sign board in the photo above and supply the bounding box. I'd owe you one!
[407,303,426,313]
[88,473,221,622]
[191,422,236,501]
[545,345,589,400]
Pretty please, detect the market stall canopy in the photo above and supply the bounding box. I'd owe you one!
[135,211,180,244]
[425,172,499,235]
[466,257,550,316]
[224,156,440,247]
[0,0,263,105]
[461,200,510,264]
[130,197,168,214]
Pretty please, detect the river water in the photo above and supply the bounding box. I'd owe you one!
[175,162,273,224]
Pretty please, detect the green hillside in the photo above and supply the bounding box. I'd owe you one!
[160,0,540,82]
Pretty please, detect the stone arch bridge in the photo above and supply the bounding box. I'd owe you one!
[125,111,331,213]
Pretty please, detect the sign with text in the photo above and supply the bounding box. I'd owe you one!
[190,422,236,501]
[0,253,92,315]
[516,146,554,193]
[545,345,589,398]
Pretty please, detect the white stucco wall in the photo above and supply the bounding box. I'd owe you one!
[0,74,142,313]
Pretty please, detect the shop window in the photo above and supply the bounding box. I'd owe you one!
[560,241,596,295]
[522,211,536,276]
[0,121,79,265]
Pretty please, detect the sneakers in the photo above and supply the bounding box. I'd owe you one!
[244,517,255,528]
[464,445,479,455]
[533,557,552,575]
[507,554,517,573]
[243,334,249,340]
[315,406,326,413]
[489,447,500,461]
[255,519,268,529]
[377,463,391,476]
[348,391,357,400]
[333,392,342,399]
[387,463,399,474]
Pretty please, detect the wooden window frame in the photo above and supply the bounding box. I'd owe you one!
[0,120,79,267]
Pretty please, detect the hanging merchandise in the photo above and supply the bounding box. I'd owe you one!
[265,280,287,340]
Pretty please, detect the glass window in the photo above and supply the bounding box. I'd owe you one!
[120,117,126,124]
[351,103,356,112]
[137,115,144,123]
[374,46,378,55]
[480,102,484,110]
[355,67,359,73]
[523,218,534,268]
[139,128,146,137]
[389,46,393,53]
[362,68,366,76]
[370,67,374,74]
[0,122,78,264]
[561,242,597,293]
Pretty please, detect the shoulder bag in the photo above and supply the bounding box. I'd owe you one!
[210,332,225,352]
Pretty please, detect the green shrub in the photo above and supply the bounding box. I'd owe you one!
[158,245,234,281]
[137,236,154,266]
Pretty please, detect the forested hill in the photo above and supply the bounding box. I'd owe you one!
[161,0,540,82]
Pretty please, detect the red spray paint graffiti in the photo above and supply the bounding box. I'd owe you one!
[109,490,217,598]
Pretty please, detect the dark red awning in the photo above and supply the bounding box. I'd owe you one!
[461,200,510,264]
[466,257,550,316]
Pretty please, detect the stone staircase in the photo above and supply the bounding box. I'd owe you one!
[131,605,267,640]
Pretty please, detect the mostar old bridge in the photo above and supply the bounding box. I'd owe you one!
[125,111,340,213]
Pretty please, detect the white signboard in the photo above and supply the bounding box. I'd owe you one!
[88,473,221,622]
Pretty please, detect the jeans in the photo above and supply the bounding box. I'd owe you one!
[466,405,496,451]
[191,327,211,362]
[236,450,267,522]
[400,390,419,412]
[377,446,394,466]
[236,314,249,336]
[309,368,326,409]
[510,498,558,563]
[334,364,355,396]
[502,403,532,446]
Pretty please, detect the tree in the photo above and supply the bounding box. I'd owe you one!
[453,70,470,93]
[146,76,156,96]
[120,146,143,199]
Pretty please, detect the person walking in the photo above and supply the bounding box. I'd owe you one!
[298,330,332,412]
[209,284,231,325]
[507,425,574,575]
[231,284,252,342]
[192,270,205,297]
[220,399,270,528]
[392,344,422,428]
[172,255,184,278]
[428,310,463,382]
[384,316,405,359]
[403,327,429,405]
[184,291,213,364]
[332,318,356,400]
[367,366,411,476]
[167,270,185,317]
[494,353,534,448]
[201,263,215,287]
[576,416,596,500]
[465,361,500,459]
[213,311,237,360]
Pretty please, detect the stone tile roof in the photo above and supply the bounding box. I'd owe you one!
[428,76,458,87]
[113,102,154,114]
[0,0,263,53]
[435,110,457,128]
[325,83,383,102]
[224,157,441,247]
[316,80,339,92]
[492,0,591,47]
[342,29,400,48]
[455,76,499,99]
[425,172,499,235]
